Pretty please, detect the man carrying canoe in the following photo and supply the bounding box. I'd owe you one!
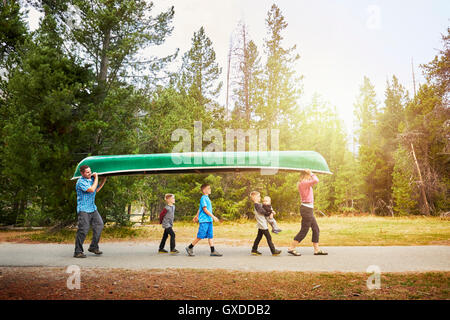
[74,165,107,258]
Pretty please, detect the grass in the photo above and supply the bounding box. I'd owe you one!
[0,267,448,300]
[3,215,448,246]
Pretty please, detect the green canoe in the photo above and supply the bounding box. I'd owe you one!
[71,151,332,180]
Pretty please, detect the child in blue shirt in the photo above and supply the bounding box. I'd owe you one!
[185,183,222,257]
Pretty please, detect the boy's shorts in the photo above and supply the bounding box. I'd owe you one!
[197,222,213,239]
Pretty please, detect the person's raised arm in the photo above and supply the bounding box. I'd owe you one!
[86,173,99,193]
[310,173,319,185]
[96,177,107,192]
[300,170,319,187]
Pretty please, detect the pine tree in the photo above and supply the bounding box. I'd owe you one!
[397,29,449,214]
[375,75,409,208]
[260,4,301,128]
[0,0,29,224]
[354,76,383,214]
[392,145,418,215]
[0,0,27,64]
[179,26,223,108]
[2,8,92,224]
[231,22,264,126]
[51,0,177,93]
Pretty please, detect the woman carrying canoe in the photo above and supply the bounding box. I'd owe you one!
[287,169,328,256]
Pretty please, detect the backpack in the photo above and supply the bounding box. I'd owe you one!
[159,208,168,224]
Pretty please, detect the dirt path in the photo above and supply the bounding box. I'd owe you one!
[1,267,448,300]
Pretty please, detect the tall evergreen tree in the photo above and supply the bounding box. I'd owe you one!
[392,144,418,215]
[0,0,27,64]
[375,75,409,208]
[260,4,301,128]
[397,29,449,214]
[354,76,385,214]
[62,0,177,93]
[179,26,223,108]
[231,22,264,126]
[2,8,92,224]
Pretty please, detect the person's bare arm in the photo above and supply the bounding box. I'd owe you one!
[96,177,107,192]
[303,170,319,186]
[202,207,219,222]
[86,173,99,193]
[193,209,200,222]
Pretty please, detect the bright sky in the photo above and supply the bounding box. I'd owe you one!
[26,0,449,135]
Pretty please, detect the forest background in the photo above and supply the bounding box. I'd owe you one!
[0,1,448,227]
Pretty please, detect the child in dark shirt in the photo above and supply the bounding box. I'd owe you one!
[262,196,282,234]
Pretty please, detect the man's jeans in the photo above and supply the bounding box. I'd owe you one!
[74,210,104,254]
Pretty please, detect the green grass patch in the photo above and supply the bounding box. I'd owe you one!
[5,216,450,246]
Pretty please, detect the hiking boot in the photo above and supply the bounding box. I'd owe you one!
[251,250,262,256]
[185,246,195,256]
[74,252,86,258]
[272,249,282,256]
[170,249,180,254]
[88,248,103,255]
[210,250,223,257]
[158,248,168,254]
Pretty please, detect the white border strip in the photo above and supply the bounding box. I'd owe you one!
[71,166,333,180]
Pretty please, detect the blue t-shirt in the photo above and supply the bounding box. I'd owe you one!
[198,195,213,223]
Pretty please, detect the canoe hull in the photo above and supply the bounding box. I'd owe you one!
[71,151,332,180]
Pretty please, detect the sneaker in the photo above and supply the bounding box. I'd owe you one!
[170,249,180,254]
[185,246,195,256]
[272,229,282,234]
[210,250,223,257]
[251,250,262,255]
[88,248,103,255]
[158,248,168,254]
[74,252,86,258]
[272,249,282,256]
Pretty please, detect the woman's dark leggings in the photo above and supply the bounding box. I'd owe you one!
[294,205,320,243]
[252,229,276,253]
[159,227,176,251]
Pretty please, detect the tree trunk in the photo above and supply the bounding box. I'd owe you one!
[226,41,232,118]
[242,25,250,122]
[141,207,147,224]
[99,28,111,86]
[410,143,431,215]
